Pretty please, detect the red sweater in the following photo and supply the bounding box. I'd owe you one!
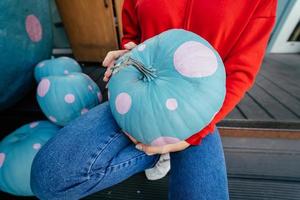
[121,0,277,145]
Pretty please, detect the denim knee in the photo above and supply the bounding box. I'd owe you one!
[29,134,81,200]
[30,144,63,200]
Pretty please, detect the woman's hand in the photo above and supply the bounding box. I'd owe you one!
[135,141,190,155]
[124,132,190,155]
[102,42,137,82]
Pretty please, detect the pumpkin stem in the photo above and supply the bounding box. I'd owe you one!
[127,57,157,82]
[112,55,157,82]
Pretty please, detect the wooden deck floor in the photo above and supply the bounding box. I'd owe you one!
[225,54,300,125]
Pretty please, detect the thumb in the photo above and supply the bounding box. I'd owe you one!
[124,42,137,50]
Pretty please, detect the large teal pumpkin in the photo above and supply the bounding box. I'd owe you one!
[37,72,102,126]
[108,29,226,146]
[0,0,52,110]
[0,121,59,196]
[34,56,82,82]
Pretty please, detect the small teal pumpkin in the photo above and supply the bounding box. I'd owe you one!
[37,72,102,126]
[0,0,52,110]
[34,56,82,82]
[0,121,59,196]
[108,29,226,146]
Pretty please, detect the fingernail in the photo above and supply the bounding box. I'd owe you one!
[146,152,155,156]
[135,144,142,151]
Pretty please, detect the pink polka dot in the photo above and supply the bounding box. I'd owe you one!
[37,79,50,97]
[25,15,42,42]
[115,92,132,114]
[97,92,102,103]
[166,98,178,111]
[33,143,41,150]
[49,116,57,123]
[151,137,181,146]
[137,44,146,51]
[0,153,5,168]
[64,94,75,104]
[64,70,69,74]
[88,85,93,91]
[29,122,39,128]
[37,62,45,68]
[68,74,76,78]
[174,41,218,77]
[81,108,89,115]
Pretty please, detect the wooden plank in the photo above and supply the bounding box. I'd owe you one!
[256,75,300,118]
[259,67,300,89]
[260,65,300,92]
[247,84,298,120]
[237,92,271,120]
[226,106,246,120]
[218,119,300,129]
[55,0,118,61]
[223,136,300,183]
[219,127,300,140]
[266,54,300,70]
[262,58,300,81]
[259,72,300,100]
[259,61,300,99]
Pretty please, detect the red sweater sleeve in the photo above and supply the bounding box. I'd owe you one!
[186,0,277,145]
[121,0,140,49]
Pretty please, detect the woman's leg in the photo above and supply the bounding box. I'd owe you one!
[169,128,229,200]
[30,102,159,200]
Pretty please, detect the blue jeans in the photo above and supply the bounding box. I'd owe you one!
[30,102,229,200]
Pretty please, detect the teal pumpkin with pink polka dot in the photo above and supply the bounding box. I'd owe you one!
[0,121,59,196]
[0,0,52,110]
[108,29,226,146]
[37,72,102,126]
[34,56,82,82]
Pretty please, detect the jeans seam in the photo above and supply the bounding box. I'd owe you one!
[106,152,157,171]
[86,132,123,177]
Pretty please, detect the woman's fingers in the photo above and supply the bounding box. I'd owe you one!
[135,141,190,155]
[135,144,165,155]
[102,42,136,82]
[103,41,136,68]
[102,49,128,67]
[124,42,137,50]
[102,49,128,82]
[103,70,111,82]
[103,61,115,82]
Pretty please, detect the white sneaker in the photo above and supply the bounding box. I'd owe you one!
[145,153,170,180]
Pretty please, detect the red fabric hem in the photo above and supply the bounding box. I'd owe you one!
[185,123,216,145]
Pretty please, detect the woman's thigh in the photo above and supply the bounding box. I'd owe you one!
[30,102,159,200]
[169,128,229,200]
